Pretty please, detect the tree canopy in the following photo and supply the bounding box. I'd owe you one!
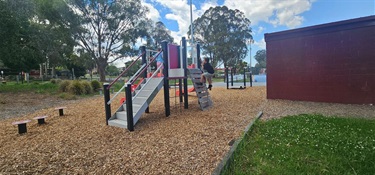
[254,49,266,68]
[0,0,42,72]
[67,0,150,81]
[188,6,252,68]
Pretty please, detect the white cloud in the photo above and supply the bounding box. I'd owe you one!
[152,0,218,42]
[146,0,315,44]
[254,38,266,49]
[224,0,315,28]
[143,1,161,22]
[255,26,265,35]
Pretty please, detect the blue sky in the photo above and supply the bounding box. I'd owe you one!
[141,0,374,67]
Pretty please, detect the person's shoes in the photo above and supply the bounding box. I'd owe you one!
[196,82,203,85]
[208,84,212,90]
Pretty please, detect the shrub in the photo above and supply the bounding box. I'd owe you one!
[58,92,77,100]
[59,80,71,92]
[68,80,84,95]
[81,81,93,94]
[50,79,62,84]
[91,80,101,91]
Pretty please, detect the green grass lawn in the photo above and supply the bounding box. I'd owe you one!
[0,81,59,94]
[222,114,375,175]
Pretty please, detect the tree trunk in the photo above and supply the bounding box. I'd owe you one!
[98,63,106,82]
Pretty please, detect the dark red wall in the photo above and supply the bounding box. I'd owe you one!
[265,16,375,104]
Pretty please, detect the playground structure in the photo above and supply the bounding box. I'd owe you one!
[225,67,252,89]
[103,37,213,131]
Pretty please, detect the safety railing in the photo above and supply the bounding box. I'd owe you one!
[128,51,162,86]
[106,52,145,90]
[106,50,162,105]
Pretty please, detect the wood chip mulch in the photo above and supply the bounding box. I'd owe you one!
[1,86,374,174]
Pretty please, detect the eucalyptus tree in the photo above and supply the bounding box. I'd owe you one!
[254,49,266,68]
[151,21,174,47]
[33,0,79,75]
[188,6,252,68]
[0,0,43,72]
[0,0,78,74]
[67,0,150,81]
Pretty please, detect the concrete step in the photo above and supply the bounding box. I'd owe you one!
[108,119,128,128]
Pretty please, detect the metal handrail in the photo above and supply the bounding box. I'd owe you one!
[130,51,162,84]
[107,51,145,90]
[146,49,159,53]
[106,50,162,105]
[127,64,146,84]
[132,64,162,99]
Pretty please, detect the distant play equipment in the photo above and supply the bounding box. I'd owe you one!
[225,67,251,89]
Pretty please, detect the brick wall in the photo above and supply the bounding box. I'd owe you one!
[265,16,375,104]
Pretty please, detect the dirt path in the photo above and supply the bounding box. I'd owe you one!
[0,92,95,120]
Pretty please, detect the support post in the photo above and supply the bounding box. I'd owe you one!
[18,124,27,134]
[226,67,229,89]
[141,46,147,79]
[177,45,183,103]
[250,72,253,87]
[243,68,246,88]
[141,46,149,113]
[125,83,134,131]
[162,41,170,117]
[103,83,111,125]
[182,37,188,109]
[197,43,201,69]
[231,69,234,86]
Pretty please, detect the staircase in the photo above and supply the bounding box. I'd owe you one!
[187,69,213,110]
[108,77,164,128]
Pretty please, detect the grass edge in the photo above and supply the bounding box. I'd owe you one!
[212,111,263,175]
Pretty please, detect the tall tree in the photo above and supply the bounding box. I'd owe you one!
[188,6,252,68]
[67,0,150,81]
[151,21,174,47]
[0,0,43,72]
[254,49,266,68]
[32,0,78,70]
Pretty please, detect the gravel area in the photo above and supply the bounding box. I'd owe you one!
[0,86,374,174]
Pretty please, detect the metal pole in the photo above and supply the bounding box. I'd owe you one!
[243,68,246,88]
[103,83,111,125]
[182,37,188,109]
[231,68,234,87]
[125,83,134,131]
[197,43,201,69]
[162,41,170,117]
[141,46,149,113]
[226,67,229,89]
[190,0,194,65]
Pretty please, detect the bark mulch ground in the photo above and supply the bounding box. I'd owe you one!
[1,86,374,174]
